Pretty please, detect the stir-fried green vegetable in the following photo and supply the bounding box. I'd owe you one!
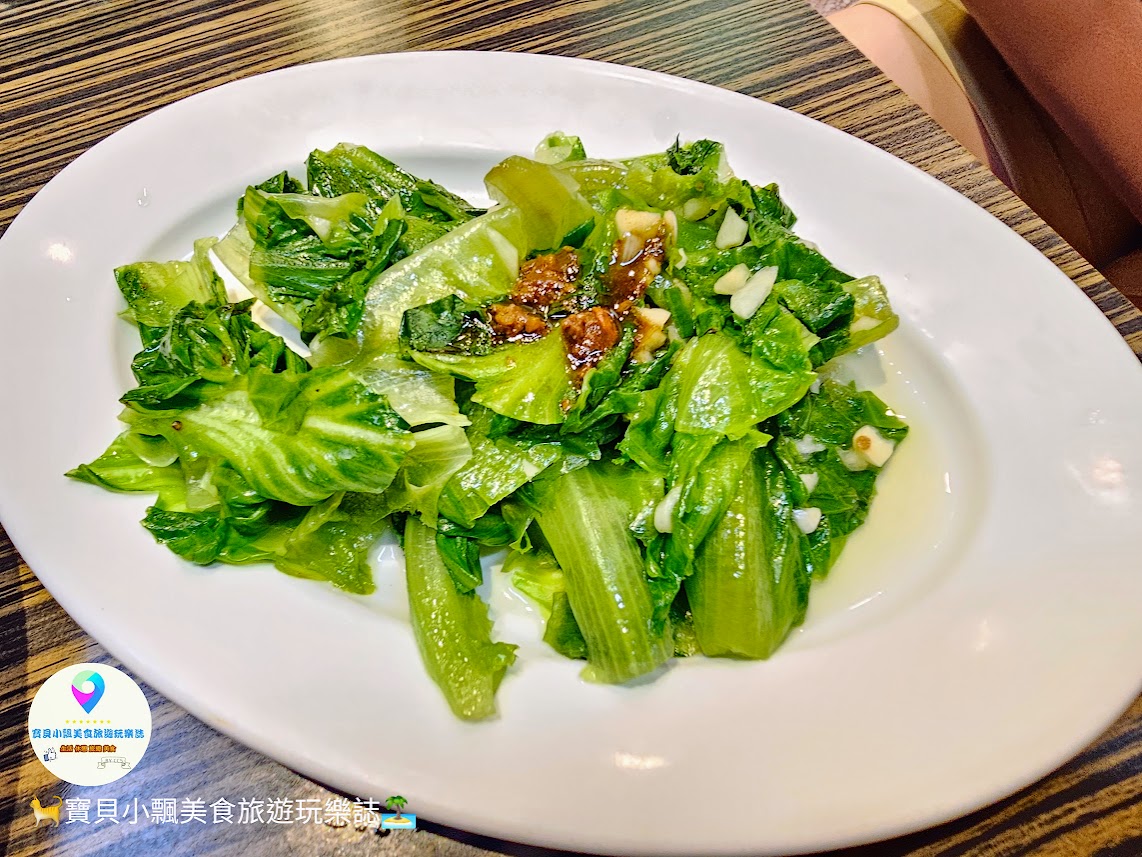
[71,135,907,720]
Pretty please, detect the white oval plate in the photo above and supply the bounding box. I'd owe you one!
[2,52,1142,856]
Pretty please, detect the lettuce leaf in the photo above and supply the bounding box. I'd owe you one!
[307,143,481,224]
[271,492,388,593]
[777,378,908,446]
[359,205,528,351]
[534,132,587,165]
[124,299,307,410]
[241,189,407,342]
[505,548,565,617]
[436,408,564,528]
[378,424,473,524]
[125,367,414,507]
[685,449,810,657]
[115,238,226,328]
[810,276,900,365]
[621,140,750,212]
[404,517,516,720]
[504,546,592,659]
[484,156,595,250]
[664,432,768,564]
[399,294,496,356]
[411,330,574,425]
[243,188,372,255]
[66,433,186,501]
[672,333,813,438]
[532,463,671,683]
[620,331,812,469]
[772,379,908,576]
[352,353,469,428]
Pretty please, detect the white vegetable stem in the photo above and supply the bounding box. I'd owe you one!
[486,227,519,279]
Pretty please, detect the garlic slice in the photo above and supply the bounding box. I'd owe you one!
[654,486,684,533]
[713,263,750,295]
[715,207,748,249]
[852,425,896,467]
[793,507,822,534]
[730,266,778,319]
[615,208,662,236]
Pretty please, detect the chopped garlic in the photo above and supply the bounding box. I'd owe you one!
[654,486,683,533]
[850,314,880,333]
[730,266,778,319]
[794,434,827,457]
[715,207,748,249]
[631,306,672,361]
[715,148,734,181]
[852,425,896,467]
[749,265,779,291]
[634,306,671,327]
[838,447,869,471]
[793,507,822,534]
[713,263,750,295]
[682,198,709,220]
[809,377,822,394]
[730,267,778,319]
[615,208,662,236]
[618,233,643,264]
[800,472,819,494]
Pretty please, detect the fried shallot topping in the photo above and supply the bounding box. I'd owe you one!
[488,302,548,341]
[561,306,621,382]
[511,247,581,312]
[604,223,667,314]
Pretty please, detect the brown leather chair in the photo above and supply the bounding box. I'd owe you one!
[830,0,1142,302]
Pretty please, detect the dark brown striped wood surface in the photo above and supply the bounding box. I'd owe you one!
[2,0,1140,854]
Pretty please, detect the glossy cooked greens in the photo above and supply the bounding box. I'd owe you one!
[71,133,907,720]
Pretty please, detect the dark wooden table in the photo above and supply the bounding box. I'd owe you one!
[2,0,1141,854]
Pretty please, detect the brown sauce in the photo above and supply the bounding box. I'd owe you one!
[511,247,581,312]
[561,306,622,382]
